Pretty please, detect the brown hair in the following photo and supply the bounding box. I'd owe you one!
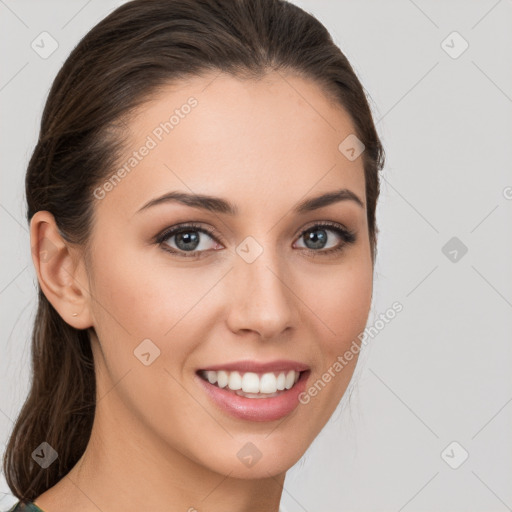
[3,0,385,501]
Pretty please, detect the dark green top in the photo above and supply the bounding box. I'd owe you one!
[5,502,44,512]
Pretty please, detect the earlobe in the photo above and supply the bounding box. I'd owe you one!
[30,211,93,330]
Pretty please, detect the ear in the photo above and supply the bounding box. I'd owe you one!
[30,210,94,330]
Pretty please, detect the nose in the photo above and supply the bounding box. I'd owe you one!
[225,245,299,340]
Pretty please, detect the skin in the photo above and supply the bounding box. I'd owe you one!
[30,71,373,512]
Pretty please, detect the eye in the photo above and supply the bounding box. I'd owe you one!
[155,222,223,258]
[294,222,356,256]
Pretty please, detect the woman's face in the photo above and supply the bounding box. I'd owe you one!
[83,71,373,478]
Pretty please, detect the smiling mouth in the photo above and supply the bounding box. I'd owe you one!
[197,369,307,399]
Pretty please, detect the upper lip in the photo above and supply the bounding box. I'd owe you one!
[198,359,310,373]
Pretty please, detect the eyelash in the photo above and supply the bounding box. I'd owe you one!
[154,221,357,259]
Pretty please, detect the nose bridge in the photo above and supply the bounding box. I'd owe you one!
[226,235,297,338]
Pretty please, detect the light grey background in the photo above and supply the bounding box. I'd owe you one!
[1,1,511,511]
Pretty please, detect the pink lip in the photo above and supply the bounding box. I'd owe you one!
[196,369,311,422]
[198,359,310,373]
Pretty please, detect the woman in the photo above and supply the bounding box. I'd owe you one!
[3,0,385,510]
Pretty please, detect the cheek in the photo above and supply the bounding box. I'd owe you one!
[304,257,373,348]
[330,269,372,338]
[89,241,209,338]
[89,253,162,335]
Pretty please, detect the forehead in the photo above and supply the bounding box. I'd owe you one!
[95,71,366,220]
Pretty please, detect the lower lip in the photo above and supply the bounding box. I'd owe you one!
[196,370,310,422]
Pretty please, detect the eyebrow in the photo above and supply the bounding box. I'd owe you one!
[136,187,364,216]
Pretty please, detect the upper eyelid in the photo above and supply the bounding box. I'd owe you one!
[294,220,351,236]
[156,222,223,244]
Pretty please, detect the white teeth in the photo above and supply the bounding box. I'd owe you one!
[285,370,295,390]
[276,372,286,390]
[241,372,260,393]
[228,371,242,390]
[217,370,229,388]
[259,372,277,393]
[200,369,302,395]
